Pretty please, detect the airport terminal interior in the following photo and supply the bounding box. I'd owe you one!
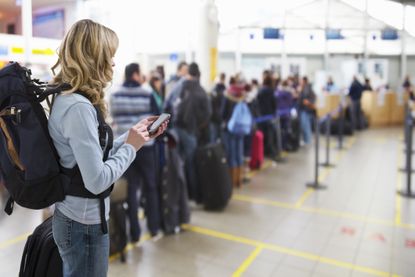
[1,0,415,276]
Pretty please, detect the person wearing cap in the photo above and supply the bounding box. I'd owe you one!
[174,62,211,203]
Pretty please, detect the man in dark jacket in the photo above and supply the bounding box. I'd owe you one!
[298,76,316,145]
[110,63,162,242]
[175,62,211,203]
[349,76,364,130]
[258,71,278,158]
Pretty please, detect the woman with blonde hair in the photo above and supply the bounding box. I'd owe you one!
[48,19,167,276]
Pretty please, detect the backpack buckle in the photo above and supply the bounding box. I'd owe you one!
[6,107,22,124]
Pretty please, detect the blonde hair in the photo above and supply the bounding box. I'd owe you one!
[51,19,118,117]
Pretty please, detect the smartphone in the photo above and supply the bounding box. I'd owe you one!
[147,113,170,136]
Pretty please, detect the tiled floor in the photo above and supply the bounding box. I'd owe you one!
[1,127,414,276]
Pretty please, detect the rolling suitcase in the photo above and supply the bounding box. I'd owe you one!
[159,131,190,234]
[249,130,264,170]
[195,143,232,210]
[19,217,63,277]
[109,178,128,262]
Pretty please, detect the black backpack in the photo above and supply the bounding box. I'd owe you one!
[0,62,113,233]
[19,216,62,277]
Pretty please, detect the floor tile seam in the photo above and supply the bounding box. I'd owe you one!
[183,224,398,277]
[352,173,381,277]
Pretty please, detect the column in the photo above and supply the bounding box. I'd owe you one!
[22,0,32,65]
[195,0,219,89]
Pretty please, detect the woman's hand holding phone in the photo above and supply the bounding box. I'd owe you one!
[125,116,169,151]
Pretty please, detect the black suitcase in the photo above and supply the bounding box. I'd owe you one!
[283,117,300,152]
[19,217,63,277]
[195,143,232,210]
[159,132,190,234]
[109,178,128,262]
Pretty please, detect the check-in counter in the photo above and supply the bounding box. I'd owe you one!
[317,93,341,118]
[361,91,407,127]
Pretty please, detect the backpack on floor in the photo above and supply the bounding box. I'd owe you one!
[19,217,62,277]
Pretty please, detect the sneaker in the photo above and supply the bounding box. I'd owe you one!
[151,232,164,242]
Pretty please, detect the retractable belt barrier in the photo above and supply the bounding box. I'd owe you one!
[399,102,415,198]
[306,104,343,190]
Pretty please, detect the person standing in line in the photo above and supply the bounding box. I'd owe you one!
[363,77,373,91]
[165,61,189,104]
[298,76,316,145]
[210,72,227,142]
[149,71,164,111]
[110,63,164,242]
[174,62,211,203]
[49,19,167,277]
[348,76,364,130]
[257,71,278,159]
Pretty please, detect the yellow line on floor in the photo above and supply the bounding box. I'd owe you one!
[294,134,356,208]
[294,188,315,208]
[0,232,31,250]
[108,233,151,262]
[395,140,403,226]
[232,194,415,230]
[183,224,400,277]
[232,246,263,277]
[233,194,294,209]
[395,176,403,226]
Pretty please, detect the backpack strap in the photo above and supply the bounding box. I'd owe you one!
[65,91,114,234]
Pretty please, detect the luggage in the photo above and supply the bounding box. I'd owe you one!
[283,117,300,152]
[249,130,264,170]
[19,217,62,277]
[109,178,128,262]
[195,143,232,210]
[159,130,190,234]
[320,118,354,136]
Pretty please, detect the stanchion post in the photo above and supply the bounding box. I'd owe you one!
[400,103,415,173]
[399,114,415,198]
[320,116,335,168]
[338,105,344,150]
[306,116,327,189]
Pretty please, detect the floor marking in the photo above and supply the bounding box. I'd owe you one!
[0,232,30,250]
[294,188,315,208]
[294,134,356,208]
[183,224,401,277]
[232,246,263,277]
[395,173,403,226]
[109,233,151,262]
[232,194,415,230]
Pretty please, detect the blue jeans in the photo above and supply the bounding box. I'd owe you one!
[300,111,313,145]
[52,209,109,277]
[176,128,199,202]
[224,131,244,168]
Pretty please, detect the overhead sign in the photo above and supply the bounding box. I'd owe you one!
[326,29,344,40]
[263,28,281,39]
